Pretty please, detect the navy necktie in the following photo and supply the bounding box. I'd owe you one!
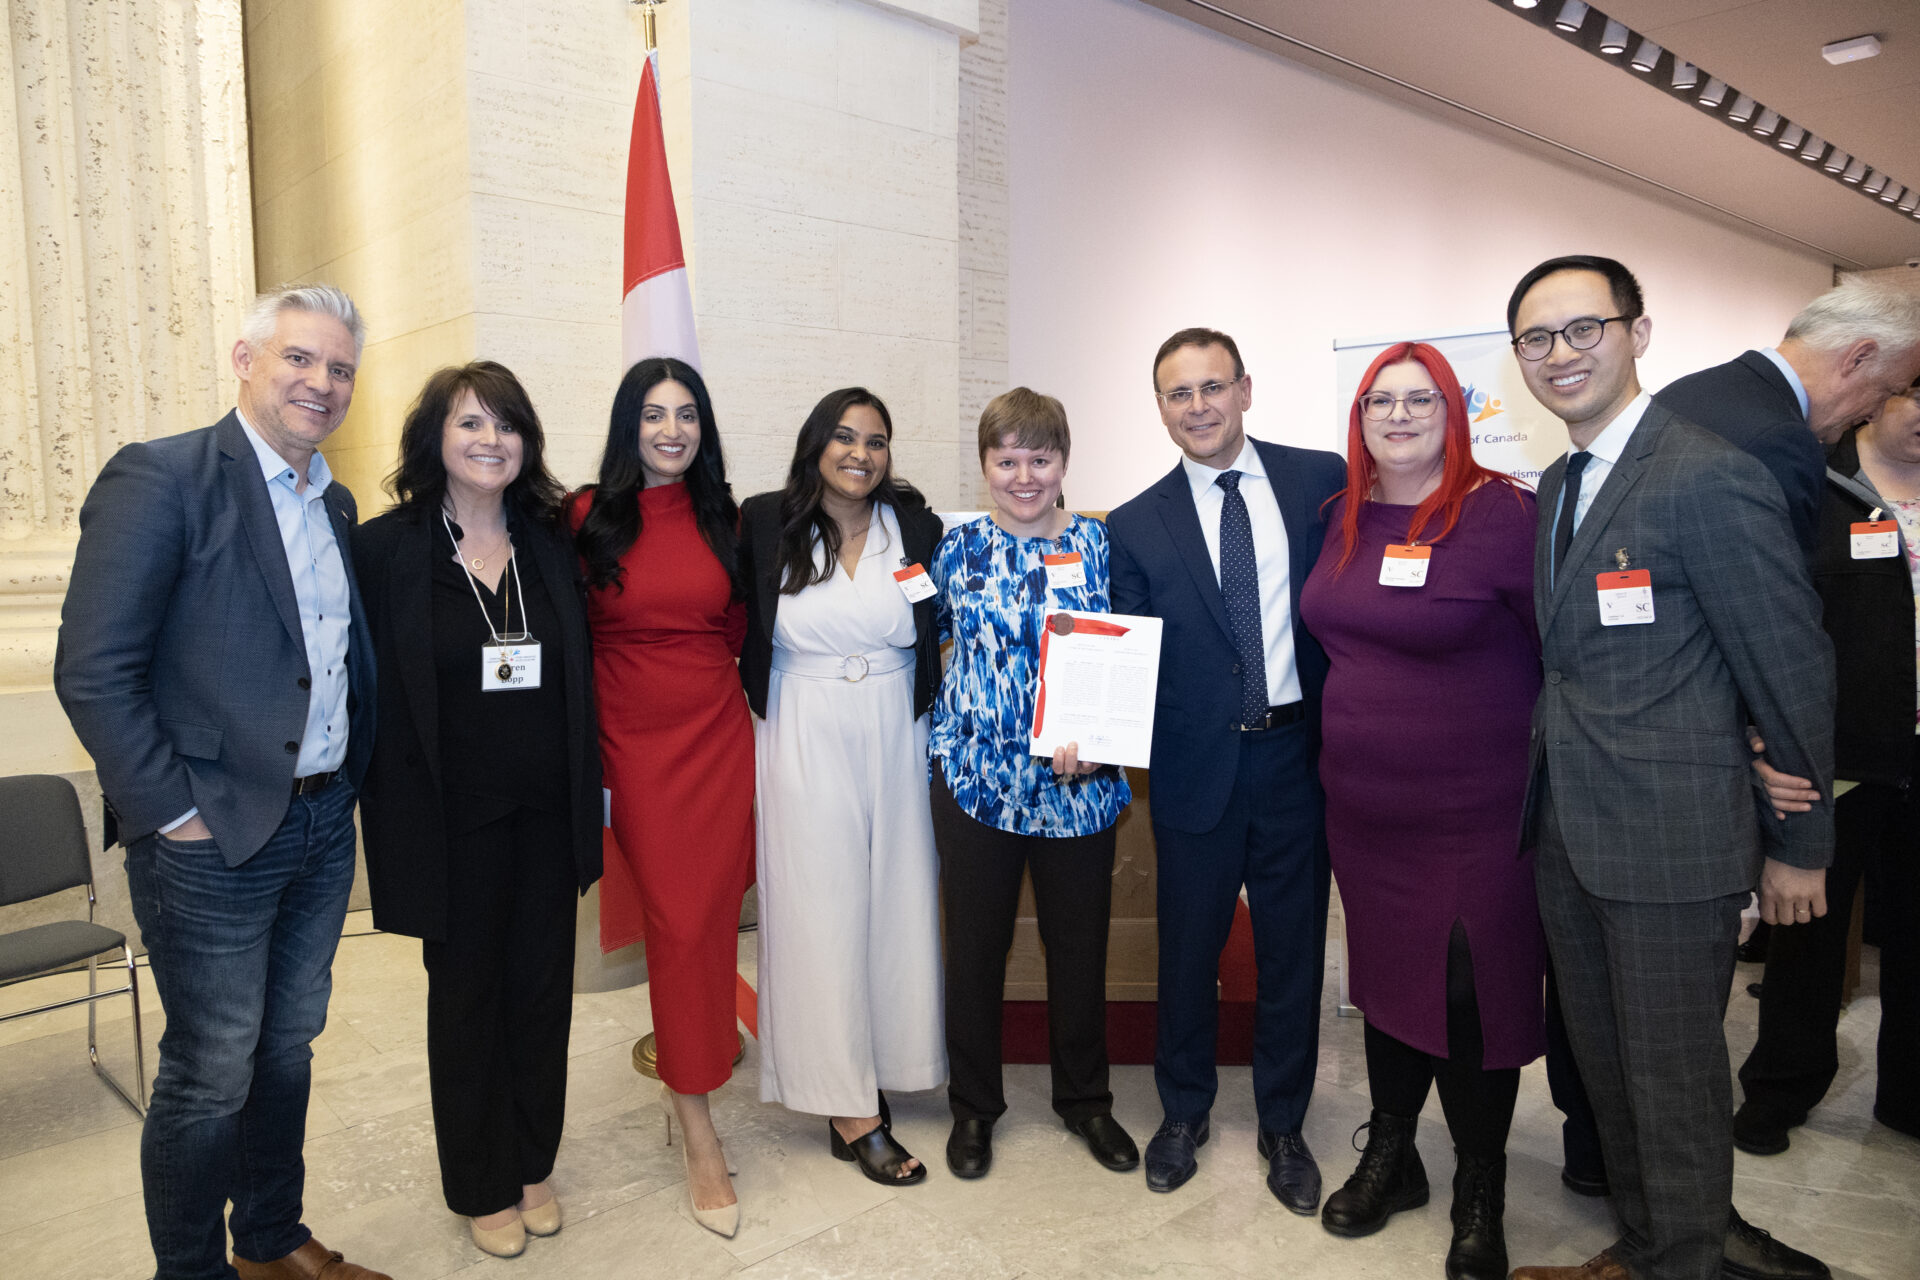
[1216,470,1268,728]
[1554,451,1593,576]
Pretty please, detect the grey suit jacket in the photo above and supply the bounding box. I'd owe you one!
[55,411,375,865]
[1525,402,1832,902]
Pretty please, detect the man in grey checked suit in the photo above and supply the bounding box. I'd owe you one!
[1503,258,1833,1280]
[56,285,389,1280]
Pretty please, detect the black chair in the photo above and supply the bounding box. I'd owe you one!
[0,774,146,1114]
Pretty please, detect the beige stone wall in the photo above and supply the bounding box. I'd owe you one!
[957,0,1008,507]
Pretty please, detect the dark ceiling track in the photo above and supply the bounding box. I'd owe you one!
[1489,0,1920,226]
[1169,0,1874,267]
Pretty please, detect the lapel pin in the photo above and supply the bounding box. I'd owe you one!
[1614,548,1631,570]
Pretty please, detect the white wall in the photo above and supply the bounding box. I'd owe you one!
[1008,0,1836,510]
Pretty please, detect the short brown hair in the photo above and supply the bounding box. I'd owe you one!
[1153,327,1245,390]
[977,387,1071,463]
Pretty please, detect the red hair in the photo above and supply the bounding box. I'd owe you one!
[1327,341,1522,574]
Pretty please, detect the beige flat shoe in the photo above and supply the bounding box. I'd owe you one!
[469,1212,526,1258]
[518,1191,561,1238]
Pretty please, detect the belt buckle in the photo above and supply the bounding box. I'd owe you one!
[841,653,870,683]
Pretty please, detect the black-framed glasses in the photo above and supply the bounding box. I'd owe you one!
[1512,315,1636,361]
[1359,389,1443,420]
[1156,375,1242,410]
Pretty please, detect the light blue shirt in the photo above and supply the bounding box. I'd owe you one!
[236,409,352,776]
[1758,347,1812,421]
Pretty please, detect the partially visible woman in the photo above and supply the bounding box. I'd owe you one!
[930,387,1138,1180]
[1298,342,1539,1280]
[354,362,603,1258]
[570,357,753,1239]
[739,387,947,1184]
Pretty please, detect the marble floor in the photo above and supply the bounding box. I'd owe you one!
[2,915,1914,1280]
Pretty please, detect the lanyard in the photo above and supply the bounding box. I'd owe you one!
[442,512,528,643]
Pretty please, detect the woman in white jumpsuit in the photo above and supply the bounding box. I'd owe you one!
[737,387,947,1184]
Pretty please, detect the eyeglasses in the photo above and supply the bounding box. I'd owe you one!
[1512,315,1636,361]
[1359,390,1442,420]
[1156,375,1242,410]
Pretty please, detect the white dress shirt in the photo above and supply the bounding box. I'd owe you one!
[1548,391,1650,593]
[1181,439,1302,704]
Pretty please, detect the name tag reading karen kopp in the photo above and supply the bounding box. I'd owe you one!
[1596,570,1653,626]
[481,641,542,691]
[1379,544,1431,587]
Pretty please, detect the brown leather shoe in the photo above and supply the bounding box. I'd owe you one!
[233,1237,393,1280]
[1511,1249,1631,1280]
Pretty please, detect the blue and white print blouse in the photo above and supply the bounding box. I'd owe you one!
[930,513,1131,837]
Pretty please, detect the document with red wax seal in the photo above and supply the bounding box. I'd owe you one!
[1028,609,1163,768]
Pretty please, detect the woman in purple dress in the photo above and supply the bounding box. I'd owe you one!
[1299,341,1540,1280]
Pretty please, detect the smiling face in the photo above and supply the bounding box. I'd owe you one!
[1155,342,1251,466]
[818,403,890,507]
[232,308,359,468]
[1360,359,1448,495]
[983,436,1067,535]
[1512,268,1649,446]
[637,378,702,486]
[439,386,523,508]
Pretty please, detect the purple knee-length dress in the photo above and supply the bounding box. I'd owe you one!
[1300,483,1546,1068]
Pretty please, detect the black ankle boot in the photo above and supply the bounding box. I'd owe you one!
[1445,1151,1507,1280]
[1320,1110,1428,1237]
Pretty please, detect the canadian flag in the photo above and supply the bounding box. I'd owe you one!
[622,51,699,370]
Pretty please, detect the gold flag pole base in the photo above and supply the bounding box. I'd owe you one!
[631,1030,748,1079]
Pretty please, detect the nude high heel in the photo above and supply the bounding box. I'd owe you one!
[660,1084,740,1238]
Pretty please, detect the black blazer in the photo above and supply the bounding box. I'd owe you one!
[1819,429,1915,790]
[1654,350,1826,561]
[737,489,945,720]
[351,503,603,942]
[1106,437,1345,835]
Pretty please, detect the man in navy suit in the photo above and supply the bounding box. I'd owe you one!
[1107,327,1345,1210]
[56,285,389,1280]
[1655,276,1920,560]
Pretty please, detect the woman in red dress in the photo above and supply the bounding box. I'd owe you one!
[571,357,753,1238]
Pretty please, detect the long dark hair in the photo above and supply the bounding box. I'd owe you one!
[775,387,926,595]
[576,357,740,593]
[385,361,566,524]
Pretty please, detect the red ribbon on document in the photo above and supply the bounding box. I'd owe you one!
[1032,612,1132,737]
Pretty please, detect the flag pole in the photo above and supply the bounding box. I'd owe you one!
[636,0,660,55]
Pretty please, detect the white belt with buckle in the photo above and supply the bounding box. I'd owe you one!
[771,647,914,683]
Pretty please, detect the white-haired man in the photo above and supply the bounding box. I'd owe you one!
[1656,276,1920,559]
[56,285,389,1280]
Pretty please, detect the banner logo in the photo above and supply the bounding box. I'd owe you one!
[1464,384,1505,423]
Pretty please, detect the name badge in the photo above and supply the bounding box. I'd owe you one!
[893,563,936,602]
[1851,520,1898,559]
[1379,544,1431,587]
[1044,552,1086,590]
[482,641,542,691]
[1596,570,1654,626]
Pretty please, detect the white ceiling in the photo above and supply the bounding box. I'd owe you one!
[1142,0,1920,269]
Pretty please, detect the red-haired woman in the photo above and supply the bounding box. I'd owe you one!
[1298,342,1540,1280]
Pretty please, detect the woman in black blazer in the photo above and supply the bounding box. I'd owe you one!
[737,387,947,1184]
[352,362,601,1258]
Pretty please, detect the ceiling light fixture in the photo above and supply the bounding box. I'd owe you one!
[1799,135,1825,162]
[1750,109,1780,137]
[1697,78,1729,109]
[1776,124,1805,150]
[1671,61,1699,92]
[1629,38,1661,72]
[1511,0,1540,8]
[1863,171,1890,197]
[1553,0,1589,32]
[1726,94,1757,124]
[1841,158,1868,184]
[1900,190,1920,214]
[1599,19,1630,54]
[1879,183,1904,205]
[1820,35,1881,65]
[1823,150,1850,175]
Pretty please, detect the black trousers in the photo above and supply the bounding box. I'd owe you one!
[933,763,1116,1126]
[422,806,577,1216]
[1365,922,1520,1159]
[1740,755,1920,1136]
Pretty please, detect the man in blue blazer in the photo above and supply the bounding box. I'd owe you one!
[1654,277,1920,561]
[1108,327,1345,1210]
[55,285,389,1280]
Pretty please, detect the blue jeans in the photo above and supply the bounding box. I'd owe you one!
[126,779,357,1280]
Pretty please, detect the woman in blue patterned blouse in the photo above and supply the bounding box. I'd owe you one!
[931,387,1139,1180]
